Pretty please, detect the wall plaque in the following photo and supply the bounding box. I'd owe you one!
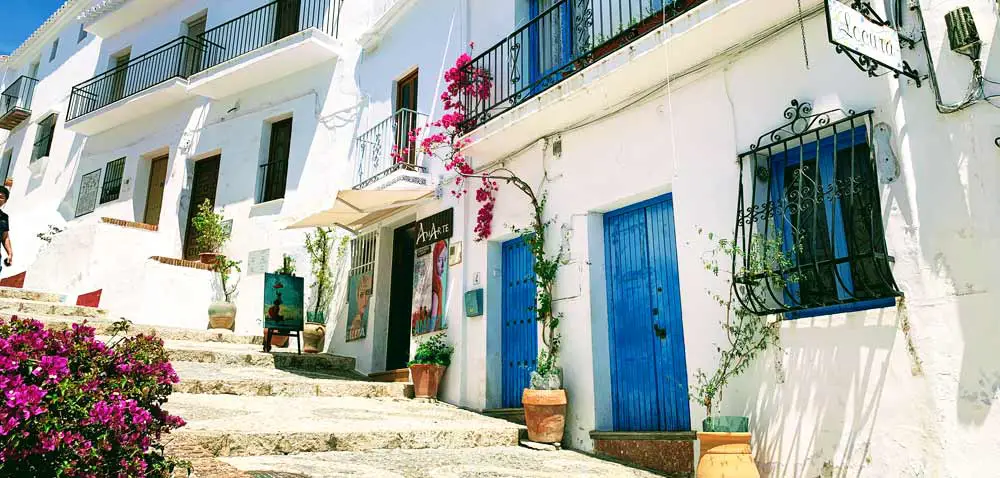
[248,249,270,275]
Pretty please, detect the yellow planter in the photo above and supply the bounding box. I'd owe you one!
[697,432,760,478]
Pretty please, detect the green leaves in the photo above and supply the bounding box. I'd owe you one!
[409,333,455,367]
[190,199,229,254]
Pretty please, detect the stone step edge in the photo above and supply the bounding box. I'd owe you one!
[166,348,358,373]
[173,379,413,399]
[25,315,267,345]
[0,286,65,304]
[0,298,107,316]
[169,428,524,457]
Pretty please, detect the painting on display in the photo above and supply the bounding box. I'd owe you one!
[346,271,373,342]
[411,240,450,336]
[263,273,304,332]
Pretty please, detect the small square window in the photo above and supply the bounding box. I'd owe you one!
[100,157,126,204]
[50,39,59,62]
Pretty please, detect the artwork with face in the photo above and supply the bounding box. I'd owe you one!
[412,239,449,336]
[264,273,304,331]
[346,271,374,342]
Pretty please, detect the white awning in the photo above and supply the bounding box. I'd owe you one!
[286,188,434,232]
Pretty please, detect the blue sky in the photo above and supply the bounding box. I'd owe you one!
[1,1,65,55]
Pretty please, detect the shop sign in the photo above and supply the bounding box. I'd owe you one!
[825,0,920,86]
[414,208,453,249]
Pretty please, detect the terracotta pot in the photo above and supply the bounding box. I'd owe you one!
[303,322,326,353]
[207,301,236,331]
[696,432,760,478]
[263,329,289,348]
[199,252,221,265]
[522,389,567,443]
[409,364,446,399]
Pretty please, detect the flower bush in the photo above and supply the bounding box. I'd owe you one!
[0,316,187,477]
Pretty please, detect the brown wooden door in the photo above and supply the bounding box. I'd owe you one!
[183,155,220,260]
[394,71,418,165]
[260,118,292,202]
[110,52,130,103]
[274,0,302,40]
[143,156,169,226]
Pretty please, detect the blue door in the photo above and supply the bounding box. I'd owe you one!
[529,0,573,92]
[501,236,538,408]
[604,194,691,431]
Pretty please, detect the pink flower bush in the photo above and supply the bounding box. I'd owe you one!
[0,316,186,477]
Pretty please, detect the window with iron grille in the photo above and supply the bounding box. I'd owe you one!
[733,100,901,319]
[258,117,292,203]
[75,169,101,218]
[347,231,377,342]
[100,157,126,204]
[349,232,378,278]
[31,114,57,162]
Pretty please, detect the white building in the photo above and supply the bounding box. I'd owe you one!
[1,0,998,476]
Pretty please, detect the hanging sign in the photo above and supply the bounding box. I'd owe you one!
[825,0,920,86]
[414,208,454,249]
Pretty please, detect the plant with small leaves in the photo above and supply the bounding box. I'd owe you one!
[215,257,241,303]
[275,254,296,276]
[409,333,455,367]
[690,229,798,417]
[190,199,229,254]
[305,228,335,322]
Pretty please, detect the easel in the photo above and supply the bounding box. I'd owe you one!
[263,328,303,354]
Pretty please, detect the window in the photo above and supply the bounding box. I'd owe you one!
[31,114,57,162]
[50,39,59,62]
[733,102,900,318]
[258,117,292,203]
[100,157,126,204]
[78,24,88,43]
[75,169,101,217]
[0,150,12,182]
[347,231,377,342]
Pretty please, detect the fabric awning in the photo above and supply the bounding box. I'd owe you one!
[286,188,435,232]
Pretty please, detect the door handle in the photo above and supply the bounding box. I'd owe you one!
[653,324,667,339]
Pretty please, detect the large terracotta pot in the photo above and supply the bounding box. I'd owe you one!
[207,302,236,331]
[522,389,567,443]
[409,364,446,399]
[263,328,289,348]
[199,252,221,265]
[697,432,760,478]
[303,322,326,353]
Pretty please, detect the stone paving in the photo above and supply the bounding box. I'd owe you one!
[222,447,664,477]
[171,361,412,398]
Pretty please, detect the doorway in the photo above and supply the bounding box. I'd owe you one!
[385,223,417,371]
[183,14,207,75]
[274,0,302,41]
[143,156,169,226]
[109,49,131,104]
[501,235,538,408]
[183,155,220,260]
[604,193,690,431]
[394,70,418,166]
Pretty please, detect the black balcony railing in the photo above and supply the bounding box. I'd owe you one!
[353,108,429,189]
[258,159,288,203]
[2,76,39,117]
[199,0,343,71]
[68,36,210,121]
[458,0,708,131]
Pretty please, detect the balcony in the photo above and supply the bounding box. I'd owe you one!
[353,108,429,190]
[0,76,38,130]
[187,0,344,100]
[65,37,206,135]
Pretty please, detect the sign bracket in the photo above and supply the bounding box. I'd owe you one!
[827,0,923,87]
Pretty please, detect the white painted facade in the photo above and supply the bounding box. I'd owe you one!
[2,0,998,476]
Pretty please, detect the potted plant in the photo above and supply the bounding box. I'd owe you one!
[190,199,229,265]
[408,333,454,399]
[303,228,335,353]
[690,231,796,477]
[265,254,298,348]
[208,257,240,331]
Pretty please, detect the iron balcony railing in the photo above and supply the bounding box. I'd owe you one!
[258,159,288,203]
[67,36,210,121]
[353,108,429,189]
[458,0,708,131]
[2,76,39,118]
[199,0,343,70]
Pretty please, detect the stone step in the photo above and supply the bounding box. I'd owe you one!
[0,298,106,320]
[165,340,356,374]
[36,315,264,345]
[0,286,64,304]
[165,394,524,457]
[172,362,412,399]
[218,447,663,477]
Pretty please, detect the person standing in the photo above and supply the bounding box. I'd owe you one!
[0,186,12,273]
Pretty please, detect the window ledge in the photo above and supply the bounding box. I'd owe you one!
[785,296,899,320]
[250,198,284,217]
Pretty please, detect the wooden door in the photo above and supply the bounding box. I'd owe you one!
[183,155,220,260]
[110,52,130,103]
[385,223,417,371]
[501,236,538,408]
[605,194,690,431]
[260,118,292,202]
[143,156,169,226]
[184,16,207,75]
[394,71,418,165]
[274,0,302,40]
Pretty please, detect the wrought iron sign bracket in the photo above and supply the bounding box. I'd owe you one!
[827,0,923,88]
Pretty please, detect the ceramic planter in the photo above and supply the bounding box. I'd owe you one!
[263,328,289,348]
[409,364,446,399]
[697,416,759,478]
[199,252,221,265]
[207,301,236,331]
[522,388,567,443]
[303,322,326,353]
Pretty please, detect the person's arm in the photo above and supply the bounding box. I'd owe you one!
[2,231,11,266]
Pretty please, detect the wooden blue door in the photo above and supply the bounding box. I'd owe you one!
[529,0,573,92]
[605,194,691,431]
[501,236,538,408]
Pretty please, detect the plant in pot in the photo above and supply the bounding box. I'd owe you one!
[408,333,454,399]
[265,254,298,348]
[303,228,337,353]
[190,199,229,265]
[690,231,797,477]
[208,257,241,331]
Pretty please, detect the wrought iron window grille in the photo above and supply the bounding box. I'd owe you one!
[825,0,922,86]
[733,100,902,317]
[100,157,126,204]
[349,232,378,278]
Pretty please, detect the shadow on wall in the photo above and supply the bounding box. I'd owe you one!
[54,134,89,221]
[737,310,901,477]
